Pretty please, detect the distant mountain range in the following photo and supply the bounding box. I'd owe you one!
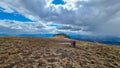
[0,33,120,45]
[69,34,120,45]
[17,34,54,38]
[0,34,9,36]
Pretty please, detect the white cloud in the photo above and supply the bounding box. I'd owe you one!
[0,2,14,13]
[0,20,57,34]
[0,0,120,36]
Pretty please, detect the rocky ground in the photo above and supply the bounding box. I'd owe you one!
[0,37,120,68]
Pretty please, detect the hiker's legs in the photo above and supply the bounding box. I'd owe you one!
[73,44,76,48]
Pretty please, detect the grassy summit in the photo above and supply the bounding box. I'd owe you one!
[53,34,71,39]
[0,36,120,68]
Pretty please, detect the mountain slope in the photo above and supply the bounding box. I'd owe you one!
[53,34,71,39]
[0,37,120,68]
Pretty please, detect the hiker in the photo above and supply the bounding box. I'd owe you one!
[72,40,76,48]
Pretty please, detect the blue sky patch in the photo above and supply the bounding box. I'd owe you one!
[0,10,32,22]
[49,23,62,28]
[52,0,65,5]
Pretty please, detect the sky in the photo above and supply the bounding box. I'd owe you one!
[0,0,120,37]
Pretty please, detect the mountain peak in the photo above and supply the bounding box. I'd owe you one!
[53,34,71,39]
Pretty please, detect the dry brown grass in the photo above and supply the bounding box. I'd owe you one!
[0,36,120,68]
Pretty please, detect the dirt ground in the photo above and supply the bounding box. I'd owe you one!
[0,37,120,68]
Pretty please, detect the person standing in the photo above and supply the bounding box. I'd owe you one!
[72,40,76,48]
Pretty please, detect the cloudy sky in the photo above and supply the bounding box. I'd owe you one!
[0,0,120,36]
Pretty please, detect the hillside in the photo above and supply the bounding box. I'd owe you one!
[53,34,71,39]
[0,37,120,68]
